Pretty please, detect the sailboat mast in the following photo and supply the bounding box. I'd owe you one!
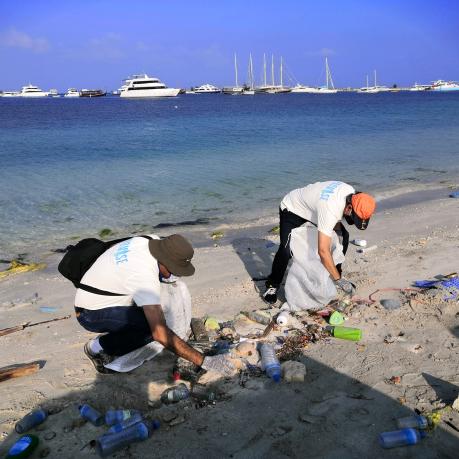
[271,54,275,86]
[263,53,266,87]
[326,58,329,89]
[249,53,254,89]
[374,69,377,88]
[366,74,369,89]
[234,53,238,88]
[280,56,283,88]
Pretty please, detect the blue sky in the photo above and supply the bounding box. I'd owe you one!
[1,0,458,90]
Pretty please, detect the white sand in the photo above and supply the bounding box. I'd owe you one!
[0,195,458,458]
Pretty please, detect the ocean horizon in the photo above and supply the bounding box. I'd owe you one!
[1,92,458,259]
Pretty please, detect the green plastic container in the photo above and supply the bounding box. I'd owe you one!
[329,311,345,325]
[329,326,362,341]
[6,434,39,458]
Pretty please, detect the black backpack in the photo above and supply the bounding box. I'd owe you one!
[58,235,152,296]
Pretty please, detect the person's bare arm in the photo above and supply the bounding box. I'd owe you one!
[143,304,204,366]
[318,231,340,281]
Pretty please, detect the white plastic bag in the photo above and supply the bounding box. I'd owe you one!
[285,224,345,311]
[105,280,192,372]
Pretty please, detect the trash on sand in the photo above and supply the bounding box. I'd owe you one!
[6,434,39,459]
[326,325,362,341]
[277,326,327,361]
[191,384,216,402]
[260,343,281,382]
[105,410,140,426]
[452,396,459,412]
[380,299,402,310]
[106,412,143,434]
[0,362,42,383]
[270,226,280,234]
[234,341,257,358]
[15,409,48,433]
[96,422,150,457]
[351,239,367,247]
[210,231,224,240]
[0,315,71,338]
[276,310,290,326]
[245,310,272,325]
[328,311,345,325]
[204,317,220,331]
[160,383,190,404]
[396,415,428,430]
[449,191,459,198]
[357,245,378,254]
[190,318,209,341]
[79,404,104,426]
[0,260,46,280]
[388,375,402,385]
[379,428,425,449]
[281,361,306,382]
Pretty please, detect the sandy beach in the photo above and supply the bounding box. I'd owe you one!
[0,191,458,458]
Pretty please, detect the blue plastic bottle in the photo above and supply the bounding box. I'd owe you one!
[15,409,48,433]
[260,343,281,383]
[79,404,104,426]
[379,428,425,449]
[96,422,149,457]
[105,409,140,426]
[106,412,143,434]
[396,415,428,430]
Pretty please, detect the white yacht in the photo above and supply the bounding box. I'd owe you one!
[358,71,390,93]
[120,74,180,98]
[431,80,459,92]
[49,89,60,98]
[409,83,431,91]
[64,88,80,97]
[192,84,220,93]
[20,84,49,97]
[302,58,338,94]
[0,91,21,97]
[291,84,320,93]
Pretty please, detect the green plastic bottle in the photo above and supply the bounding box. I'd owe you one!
[327,325,362,341]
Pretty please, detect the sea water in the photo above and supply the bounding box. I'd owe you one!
[0,93,458,258]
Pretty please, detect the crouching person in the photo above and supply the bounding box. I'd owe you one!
[74,234,234,375]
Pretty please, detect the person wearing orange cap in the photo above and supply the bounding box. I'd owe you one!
[263,181,376,304]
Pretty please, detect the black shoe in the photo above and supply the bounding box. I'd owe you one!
[263,286,278,304]
[84,341,116,374]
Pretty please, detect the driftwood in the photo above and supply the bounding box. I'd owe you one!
[0,315,71,337]
[0,362,42,382]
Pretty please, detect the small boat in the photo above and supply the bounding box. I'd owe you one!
[431,80,459,92]
[304,58,338,94]
[242,53,256,95]
[290,84,320,93]
[20,84,49,97]
[80,89,106,97]
[409,83,432,91]
[49,89,60,98]
[120,74,180,98]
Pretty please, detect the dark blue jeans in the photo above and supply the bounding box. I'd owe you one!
[75,306,152,356]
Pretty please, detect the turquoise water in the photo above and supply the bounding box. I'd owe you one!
[0,93,458,257]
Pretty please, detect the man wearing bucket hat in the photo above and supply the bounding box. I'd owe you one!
[263,181,376,304]
[74,234,234,375]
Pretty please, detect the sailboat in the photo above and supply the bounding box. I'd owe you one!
[265,56,291,94]
[242,53,255,95]
[222,53,244,94]
[255,53,275,93]
[309,57,338,94]
[358,70,389,93]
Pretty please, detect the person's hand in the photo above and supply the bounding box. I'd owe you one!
[201,354,236,376]
[334,277,355,296]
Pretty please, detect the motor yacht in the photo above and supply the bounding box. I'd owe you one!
[64,88,80,97]
[49,89,60,98]
[120,74,180,98]
[20,84,49,97]
[409,83,432,91]
[0,91,21,97]
[431,80,459,92]
[192,84,220,93]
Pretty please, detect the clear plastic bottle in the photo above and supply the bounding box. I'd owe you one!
[260,343,281,382]
[105,409,140,426]
[96,422,149,457]
[379,428,425,449]
[160,383,190,404]
[106,412,143,434]
[15,409,48,433]
[396,415,428,429]
[79,404,104,426]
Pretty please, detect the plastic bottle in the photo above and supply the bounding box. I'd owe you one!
[15,409,48,434]
[96,422,149,457]
[191,384,216,401]
[160,383,190,404]
[276,311,289,326]
[106,412,143,434]
[379,428,425,449]
[6,434,39,459]
[79,404,104,426]
[326,325,362,341]
[105,409,140,426]
[396,415,428,430]
[260,343,281,382]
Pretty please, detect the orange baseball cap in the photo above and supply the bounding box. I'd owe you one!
[351,193,376,230]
